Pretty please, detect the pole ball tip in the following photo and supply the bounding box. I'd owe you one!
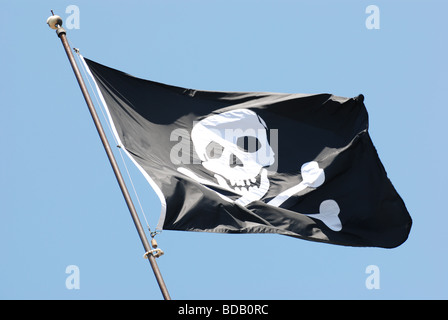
[47,15,63,30]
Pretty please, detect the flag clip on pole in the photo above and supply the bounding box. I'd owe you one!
[46,13,171,300]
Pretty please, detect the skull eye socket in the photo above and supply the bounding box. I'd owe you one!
[236,136,261,153]
[205,141,224,159]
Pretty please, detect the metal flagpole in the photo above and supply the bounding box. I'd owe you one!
[46,13,171,300]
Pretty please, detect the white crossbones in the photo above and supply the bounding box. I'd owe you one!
[177,161,342,232]
[266,161,341,231]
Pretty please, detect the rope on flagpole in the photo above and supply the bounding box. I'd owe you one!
[75,49,155,237]
[75,50,166,260]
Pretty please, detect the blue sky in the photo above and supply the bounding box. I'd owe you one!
[1,0,447,299]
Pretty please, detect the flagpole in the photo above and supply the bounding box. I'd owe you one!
[46,13,171,300]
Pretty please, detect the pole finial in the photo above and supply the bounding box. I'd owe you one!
[46,13,63,30]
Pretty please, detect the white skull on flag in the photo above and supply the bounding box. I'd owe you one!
[191,109,275,205]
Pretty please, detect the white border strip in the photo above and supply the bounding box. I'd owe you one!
[78,55,167,230]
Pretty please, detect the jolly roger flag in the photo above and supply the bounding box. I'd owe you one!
[83,57,412,248]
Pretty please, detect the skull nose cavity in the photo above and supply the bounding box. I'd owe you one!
[229,154,243,168]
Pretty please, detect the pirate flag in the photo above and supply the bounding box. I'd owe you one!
[83,57,412,248]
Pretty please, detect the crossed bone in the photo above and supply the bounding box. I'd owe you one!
[267,161,325,206]
[267,161,341,231]
[306,199,342,232]
[177,161,342,232]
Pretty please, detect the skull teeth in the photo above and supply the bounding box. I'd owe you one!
[216,172,261,195]
[236,179,256,187]
[231,179,255,187]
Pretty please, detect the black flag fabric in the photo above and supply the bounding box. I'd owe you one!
[83,57,411,248]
